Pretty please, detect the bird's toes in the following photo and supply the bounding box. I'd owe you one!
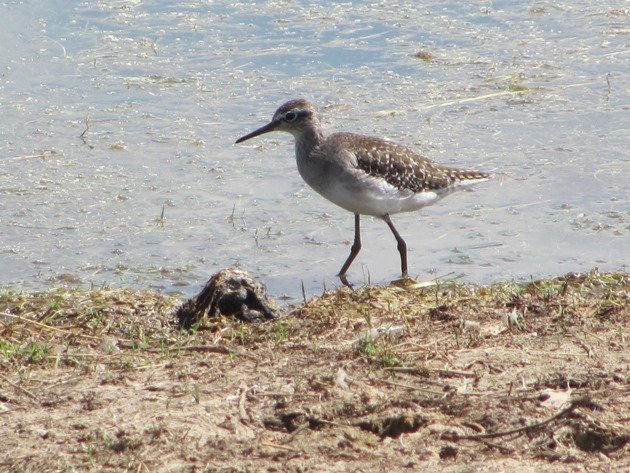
[338,274,355,289]
[390,276,434,289]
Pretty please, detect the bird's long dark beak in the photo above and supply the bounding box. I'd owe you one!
[235,120,279,144]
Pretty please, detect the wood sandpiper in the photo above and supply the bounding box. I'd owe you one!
[236,98,492,287]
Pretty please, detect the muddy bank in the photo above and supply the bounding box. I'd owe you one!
[1,270,628,472]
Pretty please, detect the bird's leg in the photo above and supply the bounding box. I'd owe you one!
[383,214,408,279]
[338,213,361,287]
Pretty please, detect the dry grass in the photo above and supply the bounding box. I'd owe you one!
[1,270,628,472]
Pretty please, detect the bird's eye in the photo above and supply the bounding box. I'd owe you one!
[284,112,297,121]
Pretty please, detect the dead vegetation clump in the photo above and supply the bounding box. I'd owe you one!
[0,270,628,472]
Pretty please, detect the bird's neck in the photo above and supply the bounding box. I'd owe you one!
[294,125,324,162]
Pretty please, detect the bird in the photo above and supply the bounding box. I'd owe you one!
[235,98,492,287]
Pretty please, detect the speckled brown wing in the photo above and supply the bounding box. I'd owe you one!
[336,133,490,193]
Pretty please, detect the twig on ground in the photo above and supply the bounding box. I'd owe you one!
[383,366,478,379]
[480,438,514,453]
[1,312,102,340]
[121,344,253,359]
[399,335,451,352]
[571,334,594,358]
[464,360,504,374]
[261,442,300,452]
[138,344,232,354]
[42,375,83,391]
[238,384,250,423]
[0,374,39,401]
[442,397,589,442]
[377,378,446,396]
[435,368,478,378]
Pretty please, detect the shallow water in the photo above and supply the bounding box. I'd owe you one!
[1,1,628,302]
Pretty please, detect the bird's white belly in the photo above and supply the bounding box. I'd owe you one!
[315,175,440,217]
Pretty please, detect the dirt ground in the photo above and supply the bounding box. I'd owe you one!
[1,270,628,472]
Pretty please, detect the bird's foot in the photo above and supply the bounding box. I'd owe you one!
[390,276,434,289]
[338,273,354,289]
